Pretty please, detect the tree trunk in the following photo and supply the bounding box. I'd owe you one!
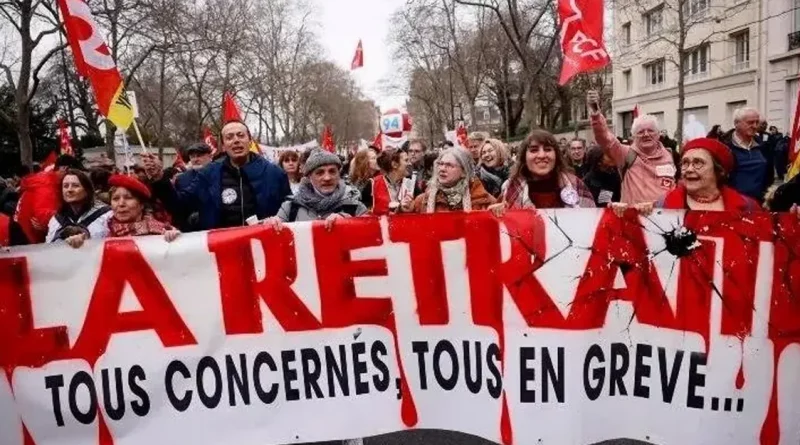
[676,5,687,145]
[158,49,166,160]
[17,0,34,166]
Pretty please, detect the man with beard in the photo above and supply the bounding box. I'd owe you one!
[145,120,291,230]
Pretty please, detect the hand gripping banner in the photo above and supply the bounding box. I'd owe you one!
[57,0,134,131]
[1,209,800,445]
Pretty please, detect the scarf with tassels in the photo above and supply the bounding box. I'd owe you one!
[425,178,471,213]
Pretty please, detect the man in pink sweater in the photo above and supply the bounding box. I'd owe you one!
[587,91,677,204]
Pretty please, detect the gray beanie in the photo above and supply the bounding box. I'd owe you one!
[302,149,342,176]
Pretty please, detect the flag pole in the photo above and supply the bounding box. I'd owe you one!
[131,119,149,155]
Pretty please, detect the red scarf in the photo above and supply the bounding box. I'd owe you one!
[662,186,757,211]
[109,213,172,238]
[371,174,391,215]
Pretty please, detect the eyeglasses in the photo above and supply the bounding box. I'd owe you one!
[680,158,708,170]
[635,129,658,136]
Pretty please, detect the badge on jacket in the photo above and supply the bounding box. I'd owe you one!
[221,188,238,205]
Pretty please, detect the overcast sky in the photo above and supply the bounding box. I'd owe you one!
[314,0,407,112]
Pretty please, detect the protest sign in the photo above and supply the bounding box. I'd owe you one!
[1,209,800,445]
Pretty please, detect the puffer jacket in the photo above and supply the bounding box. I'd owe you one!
[276,185,368,223]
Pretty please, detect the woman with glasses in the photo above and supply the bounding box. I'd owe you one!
[404,148,496,213]
[587,90,677,204]
[490,130,595,216]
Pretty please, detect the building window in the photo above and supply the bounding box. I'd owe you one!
[622,22,631,46]
[644,6,663,37]
[623,69,632,92]
[732,30,750,71]
[644,59,665,87]
[682,0,709,18]
[684,44,709,79]
[483,109,490,122]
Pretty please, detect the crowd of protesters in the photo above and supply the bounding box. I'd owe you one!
[1,93,799,249]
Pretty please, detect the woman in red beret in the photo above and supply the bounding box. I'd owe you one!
[613,138,761,214]
[107,175,180,241]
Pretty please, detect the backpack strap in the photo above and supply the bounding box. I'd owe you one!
[78,205,111,229]
[620,149,638,179]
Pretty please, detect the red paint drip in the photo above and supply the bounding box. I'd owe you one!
[98,414,114,445]
[735,338,746,390]
[22,424,35,445]
[759,343,785,445]
[386,318,418,427]
[500,394,513,445]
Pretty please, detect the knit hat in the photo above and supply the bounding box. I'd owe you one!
[109,174,151,200]
[302,149,342,176]
[682,137,735,175]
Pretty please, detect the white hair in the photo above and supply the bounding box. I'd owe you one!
[631,114,660,135]
[732,107,760,124]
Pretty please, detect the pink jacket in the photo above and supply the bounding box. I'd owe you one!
[590,113,677,204]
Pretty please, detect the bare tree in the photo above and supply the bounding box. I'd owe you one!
[615,0,756,142]
[0,0,63,165]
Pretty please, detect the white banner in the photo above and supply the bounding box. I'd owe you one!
[1,210,800,445]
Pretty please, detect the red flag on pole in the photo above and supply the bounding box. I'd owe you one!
[203,126,219,157]
[633,105,640,119]
[41,150,58,171]
[557,0,611,85]
[58,118,74,156]
[371,131,383,152]
[222,91,243,123]
[57,0,134,131]
[351,40,364,70]
[173,151,187,171]
[321,126,335,152]
[456,122,469,148]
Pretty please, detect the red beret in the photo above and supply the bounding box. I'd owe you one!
[109,174,151,200]
[682,138,735,175]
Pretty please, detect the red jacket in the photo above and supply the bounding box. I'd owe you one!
[0,213,9,246]
[660,186,760,211]
[371,175,392,215]
[14,171,61,243]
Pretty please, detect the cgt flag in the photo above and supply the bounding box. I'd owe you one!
[57,0,134,131]
[57,118,74,156]
[203,126,219,157]
[557,0,611,85]
[351,39,364,70]
[321,125,335,152]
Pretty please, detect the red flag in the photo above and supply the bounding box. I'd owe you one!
[203,126,219,157]
[351,40,364,70]
[58,118,74,156]
[633,105,640,119]
[456,122,469,148]
[557,0,611,85]
[41,150,57,171]
[57,0,134,130]
[371,131,383,152]
[788,88,800,166]
[321,126,335,152]
[222,91,243,123]
[173,151,187,171]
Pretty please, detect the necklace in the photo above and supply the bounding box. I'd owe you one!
[691,192,721,204]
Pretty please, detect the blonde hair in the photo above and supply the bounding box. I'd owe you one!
[481,139,508,166]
